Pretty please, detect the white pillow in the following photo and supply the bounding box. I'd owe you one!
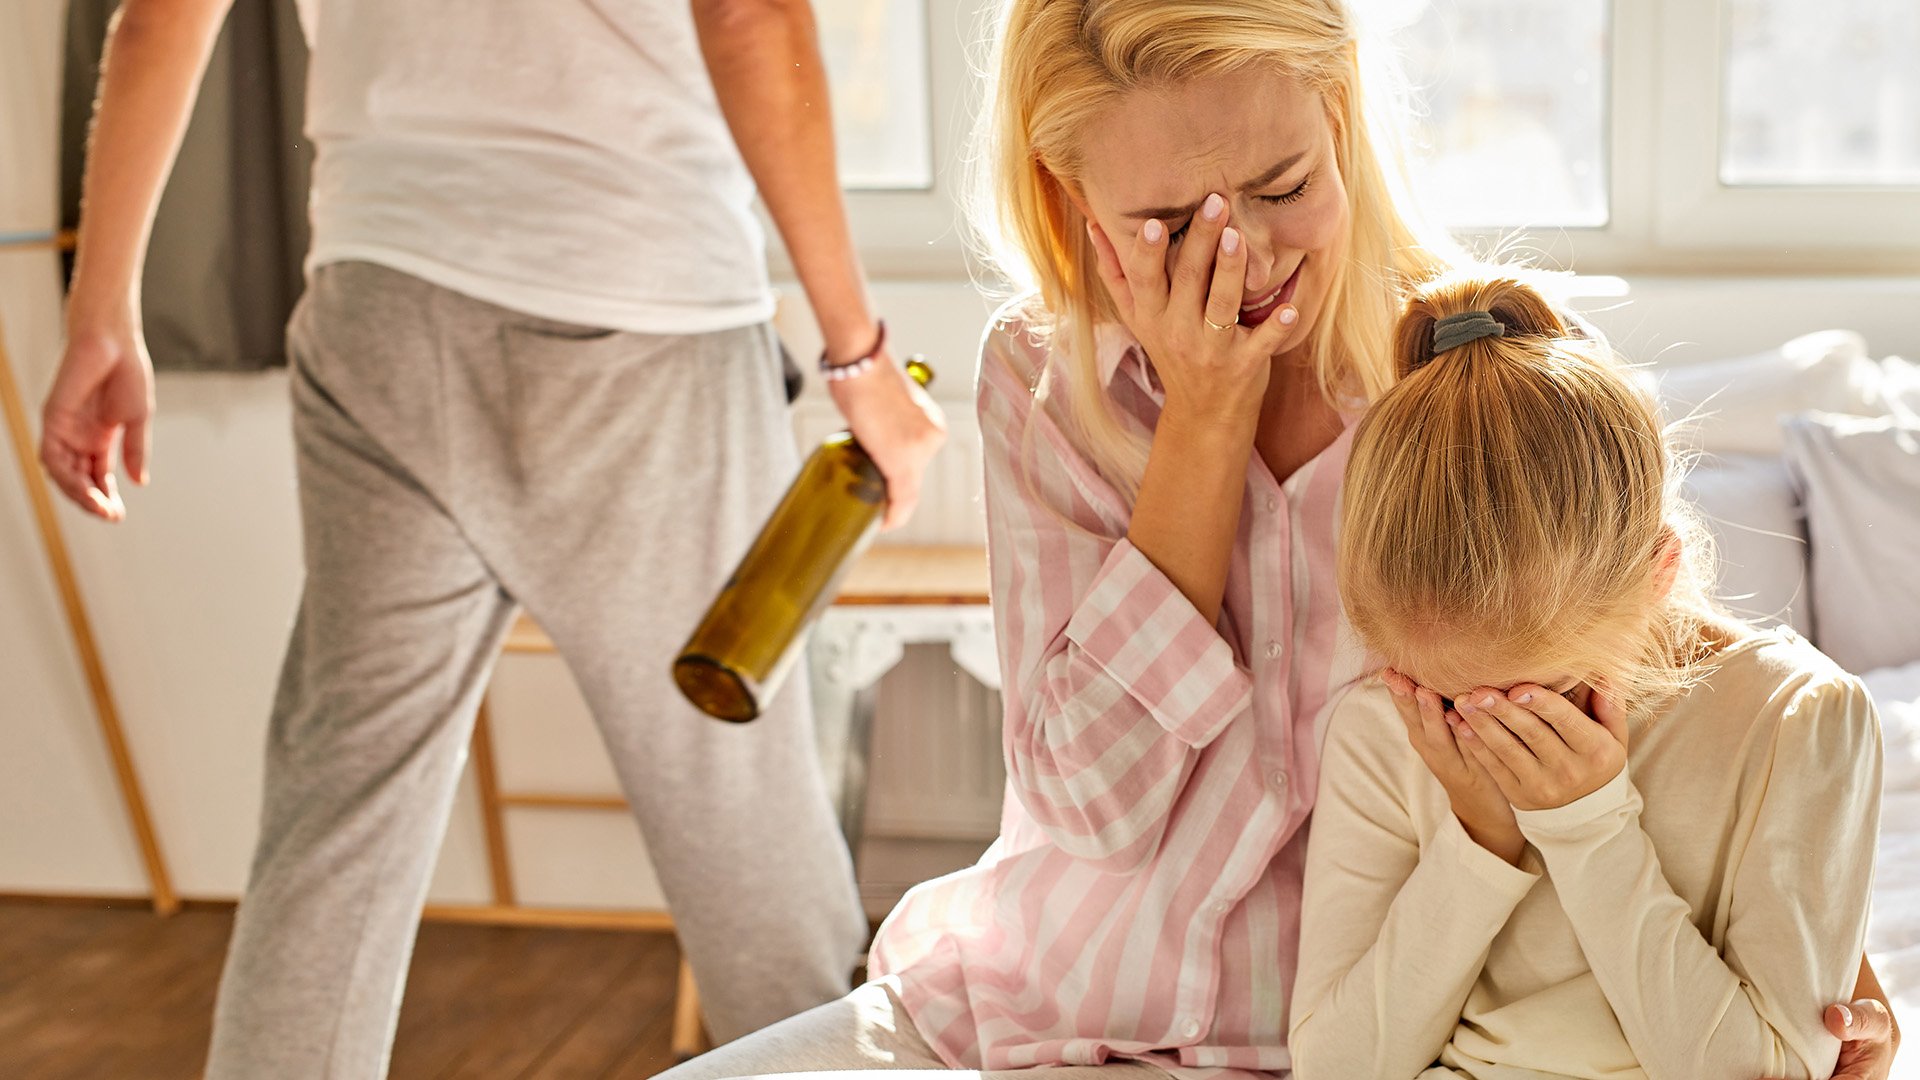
[1862,659,1920,795]
[1871,353,1920,425]
[1860,660,1920,1048]
[1781,411,1920,674]
[1656,330,1879,456]
[1679,454,1811,636]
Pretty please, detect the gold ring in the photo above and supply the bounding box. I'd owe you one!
[1204,316,1236,332]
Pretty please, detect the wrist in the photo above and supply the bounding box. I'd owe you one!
[819,313,883,367]
[1454,808,1526,866]
[1156,396,1259,451]
[65,282,139,332]
[827,350,909,412]
[819,321,892,386]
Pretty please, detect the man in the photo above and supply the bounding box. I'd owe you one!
[41,0,945,1074]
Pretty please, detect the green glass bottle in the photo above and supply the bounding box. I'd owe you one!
[673,359,934,722]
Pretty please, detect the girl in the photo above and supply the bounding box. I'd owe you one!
[1289,269,1884,1080]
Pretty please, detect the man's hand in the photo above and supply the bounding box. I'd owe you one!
[827,349,945,530]
[40,314,154,521]
[693,0,947,529]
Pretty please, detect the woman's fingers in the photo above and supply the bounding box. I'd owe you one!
[1203,227,1248,333]
[1124,217,1172,319]
[1241,301,1299,360]
[1169,193,1230,314]
[1827,998,1897,1043]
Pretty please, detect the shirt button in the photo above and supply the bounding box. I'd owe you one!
[1264,640,1282,660]
[1270,770,1290,793]
[1265,495,1280,512]
[1180,1018,1202,1039]
[1211,899,1231,915]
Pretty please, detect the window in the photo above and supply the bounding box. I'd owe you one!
[817,0,934,191]
[1722,0,1920,187]
[1649,0,1920,257]
[763,0,967,277]
[1393,0,1920,264]
[1386,0,1610,229]
[805,0,1919,278]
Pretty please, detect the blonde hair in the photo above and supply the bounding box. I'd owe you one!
[970,0,1461,501]
[1339,268,1729,714]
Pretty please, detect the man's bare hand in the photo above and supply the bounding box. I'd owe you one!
[40,315,154,521]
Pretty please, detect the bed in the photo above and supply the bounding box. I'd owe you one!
[1659,328,1920,1073]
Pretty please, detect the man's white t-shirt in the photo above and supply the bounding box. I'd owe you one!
[293,0,775,334]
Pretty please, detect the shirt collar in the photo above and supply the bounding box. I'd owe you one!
[1094,321,1158,399]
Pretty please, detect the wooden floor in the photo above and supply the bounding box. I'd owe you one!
[0,899,685,1079]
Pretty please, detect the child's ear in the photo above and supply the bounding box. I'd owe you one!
[1651,526,1682,602]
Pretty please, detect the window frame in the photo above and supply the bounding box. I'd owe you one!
[1648,0,1920,253]
[778,0,1920,283]
[764,0,975,280]
[1455,0,1920,274]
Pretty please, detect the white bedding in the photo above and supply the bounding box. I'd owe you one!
[1863,659,1920,1077]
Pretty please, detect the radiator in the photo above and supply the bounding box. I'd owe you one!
[865,644,1007,840]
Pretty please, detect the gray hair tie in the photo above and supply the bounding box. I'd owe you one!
[1431,310,1506,356]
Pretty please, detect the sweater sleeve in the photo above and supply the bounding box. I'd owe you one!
[1290,684,1543,1080]
[1514,675,1883,1080]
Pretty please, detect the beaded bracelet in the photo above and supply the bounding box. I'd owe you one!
[819,320,887,382]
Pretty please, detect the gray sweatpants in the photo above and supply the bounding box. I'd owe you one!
[205,261,868,1078]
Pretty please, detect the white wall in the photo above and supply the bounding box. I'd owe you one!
[1,0,157,899]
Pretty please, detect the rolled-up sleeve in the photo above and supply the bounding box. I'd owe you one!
[1064,538,1254,747]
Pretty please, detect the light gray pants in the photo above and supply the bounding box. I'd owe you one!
[205,261,868,1079]
[656,982,1174,1080]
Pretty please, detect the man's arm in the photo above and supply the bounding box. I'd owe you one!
[41,0,235,519]
[690,0,944,529]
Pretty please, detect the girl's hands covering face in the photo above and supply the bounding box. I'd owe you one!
[1381,669,1525,864]
[1450,681,1630,812]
